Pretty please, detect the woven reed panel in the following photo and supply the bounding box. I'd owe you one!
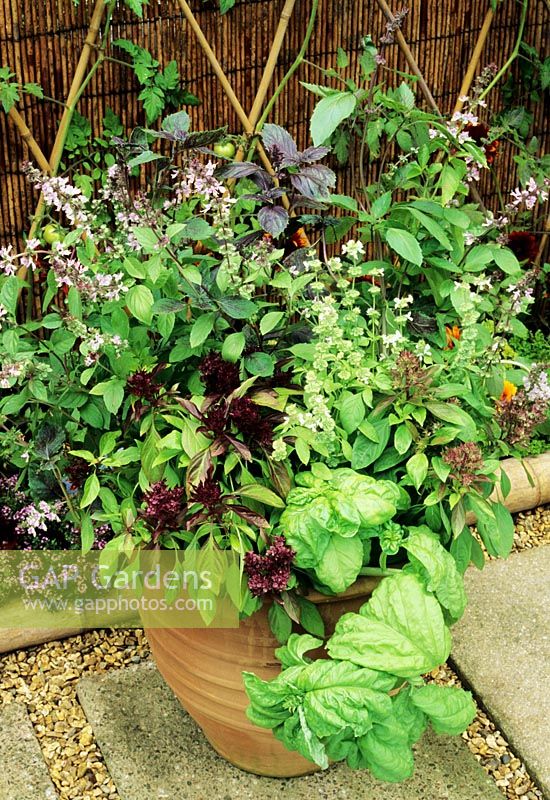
[0,0,548,248]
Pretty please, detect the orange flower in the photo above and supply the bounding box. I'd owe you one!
[499,380,517,404]
[445,325,461,349]
[290,227,310,249]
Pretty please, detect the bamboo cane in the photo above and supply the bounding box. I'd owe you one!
[534,213,550,269]
[247,0,298,131]
[232,0,300,174]
[453,9,494,114]
[16,0,107,285]
[7,107,51,174]
[373,0,439,113]
[174,0,281,183]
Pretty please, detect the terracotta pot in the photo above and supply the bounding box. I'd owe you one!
[145,576,379,777]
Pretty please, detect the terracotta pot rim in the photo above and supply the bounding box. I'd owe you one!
[304,575,382,605]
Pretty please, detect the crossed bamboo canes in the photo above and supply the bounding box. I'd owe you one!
[8,0,541,296]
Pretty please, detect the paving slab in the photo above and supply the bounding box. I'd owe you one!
[452,545,550,798]
[0,702,57,800]
[78,660,501,800]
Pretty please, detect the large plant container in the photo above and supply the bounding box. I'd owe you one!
[145,576,379,777]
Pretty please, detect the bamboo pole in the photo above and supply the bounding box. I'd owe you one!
[17,0,107,285]
[7,106,51,175]
[247,0,298,131]
[254,0,320,133]
[453,9,494,114]
[534,213,550,269]
[174,0,279,179]
[231,0,298,169]
[373,0,440,113]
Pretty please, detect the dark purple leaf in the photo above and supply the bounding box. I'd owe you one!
[225,435,253,461]
[267,457,291,498]
[227,504,270,528]
[185,511,208,529]
[281,590,301,624]
[210,438,229,457]
[258,205,289,236]
[261,124,300,165]
[283,248,313,273]
[300,145,331,163]
[217,162,265,179]
[176,398,203,420]
[183,127,228,148]
[234,231,265,250]
[161,111,190,139]
[290,197,328,210]
[290,165,336,200]
[240,187,285,203]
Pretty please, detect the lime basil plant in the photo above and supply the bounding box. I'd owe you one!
[1,54,549,778]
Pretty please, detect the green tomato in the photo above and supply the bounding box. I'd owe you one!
[43,224,63,245]
[213,141,236,159]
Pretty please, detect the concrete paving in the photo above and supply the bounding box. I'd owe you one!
[0,702,57,800]
[77,660,502,800]
[452,545,550,798]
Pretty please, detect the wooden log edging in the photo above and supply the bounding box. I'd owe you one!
[465,451,550,523]
[1,452,549,655]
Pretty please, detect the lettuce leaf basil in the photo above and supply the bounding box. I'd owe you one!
[278,467,406,593]
[244,568,475,781]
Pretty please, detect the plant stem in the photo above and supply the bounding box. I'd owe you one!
[52,464,79,523]
[359,566,401,576]
[477,0,529,103]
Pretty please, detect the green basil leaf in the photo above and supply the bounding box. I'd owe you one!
[80,473,100,509]
[328,573,451,678]
[126,284,154,324]
[310,92,357,146]
[275,633,323,668]
[268,602,292,644]
[406,452,429,490]
[385,228,423,266]
[189,312,216,348]
[410,684,476,735]
[339,391,365,434]
[394,424,412,455]
[314,535,364,594]
[298,598,325,638]
[351,418,390,469]
[404,526,467,622]
[238,483,285,508]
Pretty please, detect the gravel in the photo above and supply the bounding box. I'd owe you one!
[510,505,550,552]
[428,664,544,800]
[0,504,548,800]
[0,629,150,800]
